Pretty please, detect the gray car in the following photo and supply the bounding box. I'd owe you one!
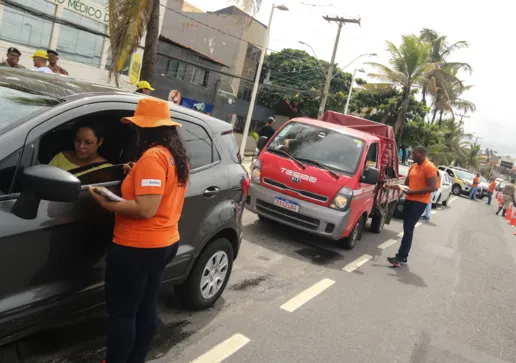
[0,69,248,346]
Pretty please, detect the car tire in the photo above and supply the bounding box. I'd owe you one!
[342,216,364,250]
[452,184,462,196]
[370,211,385,234]
[432,194,441,208]
[442,194,450,207]
[176,238,234,310]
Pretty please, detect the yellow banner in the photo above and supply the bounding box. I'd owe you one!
[129,53,142,85]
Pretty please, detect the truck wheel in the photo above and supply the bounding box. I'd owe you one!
[342,216,364,250]
[176,238,234,310]
[370,211,385,234]
[452,184,462,196]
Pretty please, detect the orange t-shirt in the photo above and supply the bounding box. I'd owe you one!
[406,158,438,204]
[488,181,496,192]
[114,146,187,248]
[472,176,479,187]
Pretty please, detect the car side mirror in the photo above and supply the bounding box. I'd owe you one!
[12,165,81,220]
[361,167,379,185]
[257,136,269,151]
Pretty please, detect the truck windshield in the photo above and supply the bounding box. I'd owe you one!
[267,122,365,175]
[0,85,61,135]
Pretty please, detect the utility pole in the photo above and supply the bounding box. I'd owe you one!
[456,113,470,125]
[317,16,360,119]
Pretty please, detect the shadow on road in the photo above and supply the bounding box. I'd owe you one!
[370,263,428,288]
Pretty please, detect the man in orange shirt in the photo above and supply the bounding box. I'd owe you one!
[469,172,480,200]
[386,146,437,267]
[487,177,497,205]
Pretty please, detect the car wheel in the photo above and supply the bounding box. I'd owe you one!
[176,238,234,310]
[370,211,385,234]
[342,216,363,250]
[432,194,441,208]
[442,194,450,207]
[452,184,462,196]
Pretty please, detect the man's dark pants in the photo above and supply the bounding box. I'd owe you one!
[398,200,427,260]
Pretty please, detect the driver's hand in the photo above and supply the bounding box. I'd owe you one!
[123,162,135,175]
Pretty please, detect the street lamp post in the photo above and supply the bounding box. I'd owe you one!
[239,3,289,158]
[344,68,365,114]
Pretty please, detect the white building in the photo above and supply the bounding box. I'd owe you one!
[0,0,167,89]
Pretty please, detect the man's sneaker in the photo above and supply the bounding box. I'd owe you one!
[388,256,407,267]
[420,216,430,221]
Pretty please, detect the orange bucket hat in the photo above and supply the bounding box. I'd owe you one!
[122,98,182,128]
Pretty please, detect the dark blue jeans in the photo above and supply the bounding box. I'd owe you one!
[487,191,493,205]
[105,242,178,363]
[398,200,427,260]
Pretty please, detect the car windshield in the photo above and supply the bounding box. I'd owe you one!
[267,121,365,175]
[453,169,475,180]
[1,84,61,134]
[399,165,410,176]
[480,176,488,183]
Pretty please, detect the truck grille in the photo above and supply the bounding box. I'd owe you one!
[256,199,320,230]
[263,178,328,202]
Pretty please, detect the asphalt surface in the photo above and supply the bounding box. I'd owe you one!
[7,195,516,363]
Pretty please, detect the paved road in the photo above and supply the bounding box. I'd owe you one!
[11,196,516,363]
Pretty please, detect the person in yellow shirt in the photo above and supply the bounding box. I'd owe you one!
[49,120,111,176]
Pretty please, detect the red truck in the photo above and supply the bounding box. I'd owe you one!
[245,111,404,249]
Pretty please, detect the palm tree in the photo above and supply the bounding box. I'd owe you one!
[464,143,482,170]
[231,0,262,13]
[428,119,472,165]
[108,0,159,86]
[366,35,434,136]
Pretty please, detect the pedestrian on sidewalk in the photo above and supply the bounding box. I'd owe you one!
[88,98,189,363]
[0,47,24,68]
[496,179,515,217]
[259,117,276,140]
[487,177,497,205]
[31,50,52,73]
[386,146,437,267]
[469,173,480,200]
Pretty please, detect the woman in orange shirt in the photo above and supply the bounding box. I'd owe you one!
[89,98,189,363]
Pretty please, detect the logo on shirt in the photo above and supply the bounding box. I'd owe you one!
[142,179,162,187]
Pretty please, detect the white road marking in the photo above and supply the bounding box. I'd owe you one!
[191,334,250,363]
[397,231,404,237]
[280,278,335,312]
[431,210,437,215]
[415,222,422,228]
[378,239,397,250]
[448,197,458,204]
[342,254,373,272]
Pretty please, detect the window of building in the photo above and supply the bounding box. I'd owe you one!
[167,59,187,80]
[191,67,209,87]
[179,121,218,169]
[238,80,253,102]
[246,45,260,63]
[56,10,105,66]
[0,0,55,49]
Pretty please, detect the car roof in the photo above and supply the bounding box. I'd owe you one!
[0,68,233,134]
[289,117,380,142]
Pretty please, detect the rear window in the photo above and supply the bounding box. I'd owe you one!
[268,121,365,175]
[220,130,241,163]
[1,85,60,134]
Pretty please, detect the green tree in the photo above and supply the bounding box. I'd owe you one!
[108,0,159,86]
[366,35,433,137]
[463,143,482,170]
[427,119,472,166]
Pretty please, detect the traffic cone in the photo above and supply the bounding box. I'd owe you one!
[505,205,512,221]
[509,209,516,226]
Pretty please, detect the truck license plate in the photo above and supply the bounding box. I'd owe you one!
[274,197,300,212]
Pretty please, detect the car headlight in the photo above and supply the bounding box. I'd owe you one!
[330,187,353,211]
[251,160,261,183]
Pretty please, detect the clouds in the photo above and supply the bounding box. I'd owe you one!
[189,0,516,155]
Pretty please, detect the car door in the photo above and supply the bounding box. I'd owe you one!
[442,173,452,199]
[0,102,136,325]
[162,113,230,282]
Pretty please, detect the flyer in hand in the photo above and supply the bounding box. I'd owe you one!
[93,186,125,202]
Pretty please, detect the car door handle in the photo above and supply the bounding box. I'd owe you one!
[203,187,221,198]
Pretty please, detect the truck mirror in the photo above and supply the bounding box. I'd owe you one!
[257,136,269,151]
[362,167,380,185]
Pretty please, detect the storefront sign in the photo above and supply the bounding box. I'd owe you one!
[180,97,214,114]
[51,0,109,24]
[129,53,141,85]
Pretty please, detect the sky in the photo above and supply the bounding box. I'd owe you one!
[187,0,516,157]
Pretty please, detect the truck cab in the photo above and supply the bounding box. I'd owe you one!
[245,111,402,249]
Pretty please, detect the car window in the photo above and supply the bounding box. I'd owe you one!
[179,120,219,170]
[219,130,241,163]
[365,143,378,168]
[0,150,21,195]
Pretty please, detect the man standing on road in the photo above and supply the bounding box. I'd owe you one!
[0,47,25,68]
[487,177,497,205]
[386,146,437,267]
[47,50,68,75]
[258,117,276,140]
[496,179,515,217]
[469,172,480,200]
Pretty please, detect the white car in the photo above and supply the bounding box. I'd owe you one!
[432,170,453,207]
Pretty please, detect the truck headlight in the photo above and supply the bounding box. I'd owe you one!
[330,187,353,211]
[251,160,261,183]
